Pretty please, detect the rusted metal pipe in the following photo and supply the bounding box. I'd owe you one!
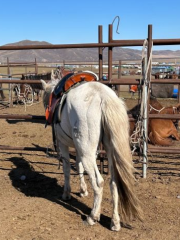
[1,113,180,121]
[0,114,45,120]
[148,146,180,154]
[1,78,180,85]
[149,114,180,120]
[99,79,140,84]
[1,38,180,50]
[1,144,180,155]
[0,79,49,84]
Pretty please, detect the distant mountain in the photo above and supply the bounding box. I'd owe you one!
[0,40,179,63]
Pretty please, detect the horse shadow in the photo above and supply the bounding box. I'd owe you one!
[8,156,116,230]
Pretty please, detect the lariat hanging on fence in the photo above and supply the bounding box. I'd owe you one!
[130,39,153,157]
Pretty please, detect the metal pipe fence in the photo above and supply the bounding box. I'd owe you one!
[1,23,180,176]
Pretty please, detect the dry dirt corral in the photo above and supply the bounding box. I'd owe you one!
[0,96,180,240]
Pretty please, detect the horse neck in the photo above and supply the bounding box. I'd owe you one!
[149,99,163,113]
[160,107,174,114]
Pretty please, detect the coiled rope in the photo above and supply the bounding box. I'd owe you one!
[130,39,153,155]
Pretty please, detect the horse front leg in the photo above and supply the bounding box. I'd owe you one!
[62,155,71,200]
[56,139,71,201]
[36,90,40,101]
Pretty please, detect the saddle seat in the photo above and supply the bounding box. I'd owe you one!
[45,71,98,125]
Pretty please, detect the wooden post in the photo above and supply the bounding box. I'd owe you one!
[35,58,38,74]
[7,58,13,108]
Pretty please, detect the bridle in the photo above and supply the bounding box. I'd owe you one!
[149,104,165,113]
[149,105,177,114]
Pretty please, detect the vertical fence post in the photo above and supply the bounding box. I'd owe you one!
[98,25,103,80]
[35,58,38,74]
[98,25,104,173]
[142,56,148,178]
[108,24,113,80]
[7,57,13,108]
[142,24,152,178]
[117,60,121,97]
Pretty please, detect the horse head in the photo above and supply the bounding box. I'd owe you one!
[41,79,57,109]
[172,103,180,114]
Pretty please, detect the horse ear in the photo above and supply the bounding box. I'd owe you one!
[51,69,55,80]
[40,79,47,90]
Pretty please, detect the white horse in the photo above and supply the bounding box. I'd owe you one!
[41,76,142,231]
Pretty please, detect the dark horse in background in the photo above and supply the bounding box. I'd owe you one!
[0,83,6,100]
[0,76,6,100]
[21,72,52,101]
[20,67,72,102]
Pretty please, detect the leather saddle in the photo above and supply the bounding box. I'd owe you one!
[45,71,97,125]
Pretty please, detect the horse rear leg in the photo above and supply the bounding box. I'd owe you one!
[110,179,121,231]
[80,153,104,225]
[76,154,88,197]
[105,144,120,231]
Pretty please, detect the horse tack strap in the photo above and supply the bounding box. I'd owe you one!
[45,92,60,126]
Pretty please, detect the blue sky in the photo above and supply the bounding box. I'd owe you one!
[0,0,180,50]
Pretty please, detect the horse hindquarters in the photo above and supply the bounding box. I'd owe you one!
[65,90,105,226]
[149,119,180,146]
[148,131,173,146]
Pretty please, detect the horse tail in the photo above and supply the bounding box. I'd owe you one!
[101,94,143,222]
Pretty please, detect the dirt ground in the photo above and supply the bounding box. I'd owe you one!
[0,94,180,240]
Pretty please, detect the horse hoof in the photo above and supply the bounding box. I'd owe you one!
[110,221,121,231]
[86,216,96,226]
[62,194,71,201]
[80,191,88,198]
[111,225,121,231]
